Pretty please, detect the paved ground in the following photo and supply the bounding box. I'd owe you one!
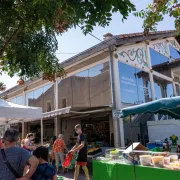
[58,172,92,180]
[58,169,92,180]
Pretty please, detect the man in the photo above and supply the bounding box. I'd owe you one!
[70,124,90,180]
[53,134,68,173]
[0,129,38,180]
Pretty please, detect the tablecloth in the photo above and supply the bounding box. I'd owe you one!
[93,160,180,180]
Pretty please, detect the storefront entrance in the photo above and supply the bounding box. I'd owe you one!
[28,118,54,144]
[81,117,110,147]
[62,112,113,148]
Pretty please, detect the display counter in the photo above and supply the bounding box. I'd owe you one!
[93,160,180,180]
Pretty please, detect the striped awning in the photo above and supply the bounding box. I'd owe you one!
[43,107,71,118]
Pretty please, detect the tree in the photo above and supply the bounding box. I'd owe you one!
[134,0,180,35]
[0,0,135,91]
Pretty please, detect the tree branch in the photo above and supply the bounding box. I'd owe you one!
[0,24,22,58]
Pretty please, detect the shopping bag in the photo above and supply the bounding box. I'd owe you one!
[62,153,73,168]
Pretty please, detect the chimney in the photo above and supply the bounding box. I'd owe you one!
[103,33,113,40]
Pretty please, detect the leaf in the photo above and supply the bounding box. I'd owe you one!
[0,0,137,82]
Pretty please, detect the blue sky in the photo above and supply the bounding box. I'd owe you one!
[0,0,175,90]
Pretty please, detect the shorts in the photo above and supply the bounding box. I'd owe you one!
[55,152,64,167]
[76,161,87,166]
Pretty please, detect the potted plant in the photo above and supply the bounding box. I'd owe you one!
[0,82,6,91]
[17,79,24,86]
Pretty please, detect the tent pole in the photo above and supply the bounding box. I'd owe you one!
[22,121,24,139]
[41,118,43,145]
[130,115,136,180]
[4,124,8,131]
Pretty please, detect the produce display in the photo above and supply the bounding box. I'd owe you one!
[110,149,119,160]
[96,143,180,171]
[151,156,164,168]
[139,155,152,166]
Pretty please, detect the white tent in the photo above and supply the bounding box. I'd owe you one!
[0,99,42,125]
[0,99,42,142]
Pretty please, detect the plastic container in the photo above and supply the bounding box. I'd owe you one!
[170,155,178,162]
[110,150,119,160]
[151,156,164,168]
[147,143,156,150]
[164,157,170,165]
[58,177,63,180]
[139,155,152,166]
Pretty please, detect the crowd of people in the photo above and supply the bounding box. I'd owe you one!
[0,124,90,180]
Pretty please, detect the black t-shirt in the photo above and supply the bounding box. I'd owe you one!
[76,133,87,162]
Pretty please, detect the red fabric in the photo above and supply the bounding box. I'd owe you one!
[23,146,30,152]
[76,161,87,166]
[0,140,3,149]
[62,153,73,168]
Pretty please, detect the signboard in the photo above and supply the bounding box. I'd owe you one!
[115,45,149,71]
[113,110,121,119]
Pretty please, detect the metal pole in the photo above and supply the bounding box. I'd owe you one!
[130,115,136,180]
[22,121,24,139]
[4,124,8,131]
[41,118,43,145]
[119,117,125,147]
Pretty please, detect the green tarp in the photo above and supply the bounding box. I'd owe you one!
[120,97,180,119]
[93,160,180,180]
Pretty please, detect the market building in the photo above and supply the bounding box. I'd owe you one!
[0,30,180,147]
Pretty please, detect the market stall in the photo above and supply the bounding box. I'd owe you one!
[93,160,180,180]
[93,97,180,180]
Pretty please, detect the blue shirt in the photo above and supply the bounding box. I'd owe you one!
[0,147,31,180]
[32,163,56,180]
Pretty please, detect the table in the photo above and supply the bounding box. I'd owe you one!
[88,147,114,163]
[93,160,180,180]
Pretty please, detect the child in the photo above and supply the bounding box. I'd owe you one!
[32,146,58,180]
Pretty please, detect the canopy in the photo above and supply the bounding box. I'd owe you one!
[120,97,180,119]
[43,107,71,118]
[0,99,42,125]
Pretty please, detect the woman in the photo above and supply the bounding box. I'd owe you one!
[53,134,68,173]
[23,133,37,175]
[32,146,58,180]
[49,136,56,166]
[23,133,36,152]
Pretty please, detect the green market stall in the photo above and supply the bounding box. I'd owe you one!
[93,97,180,180]
[121,96,180,119]
[93,160,180,180]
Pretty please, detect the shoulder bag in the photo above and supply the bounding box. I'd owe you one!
[1,149,21,178]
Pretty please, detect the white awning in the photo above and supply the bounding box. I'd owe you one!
[43,107,71,118]
[0,99,42,125]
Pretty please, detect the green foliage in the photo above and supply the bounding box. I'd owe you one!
[0,0,135,83]
[134,0,180,35]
